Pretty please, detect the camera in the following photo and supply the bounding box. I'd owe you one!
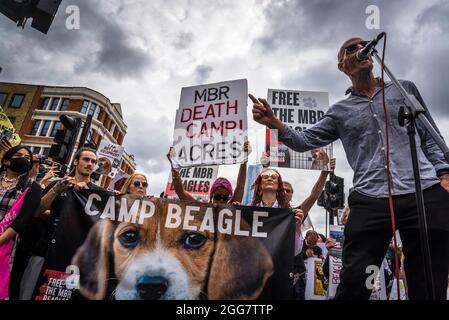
[37,155,63,172]
[0,129,13,141]
[318,173,345,212]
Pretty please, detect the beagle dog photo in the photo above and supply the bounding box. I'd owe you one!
[71,195,274,300]
[95,157,112,176]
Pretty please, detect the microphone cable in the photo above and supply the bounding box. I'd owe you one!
[379,32,402,300]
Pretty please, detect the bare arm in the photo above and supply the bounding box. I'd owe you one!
[300,171,329,215]
[0,228,16,246]
[232,141,250,203]
[36,177,74,217]
[232,162,247,203]
[36,188,59,217]
[171,169,195,202]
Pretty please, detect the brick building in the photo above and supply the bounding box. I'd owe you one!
[0,81,136,187]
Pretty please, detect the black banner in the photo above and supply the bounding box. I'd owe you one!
[33,190,295,300]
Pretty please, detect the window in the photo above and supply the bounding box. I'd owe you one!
[49,98,60,111]
[43,148,50,157]
[9,94,25,108]
[40,97,50,110]
[9,116,16,124]
[60,98,69,111]
[0,93,8,106]
[81,100,89,113]
[110,123,116,136]
[88,103,97,116]
[95,106,102,119]
[39,120,51,136]
[30,120,42,136]
[33,147,41,155]
[50,121,62,137]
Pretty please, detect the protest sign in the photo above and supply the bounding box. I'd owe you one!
[301,214,314,232]
[33,191,295,300]
[93,140,124,178]
[165,165,218,200]
[327,225,345,299]
[242,164,261,205]
[172,79,248,167]
[0,106,21,147]
[265,89,332,170]
[106,168,129,191]
[369,261,387,300]
[389,279,407,300]
[305,257,327,300]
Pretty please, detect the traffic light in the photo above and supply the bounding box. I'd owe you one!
[0,0,62,34]
[318,173,345,211]
[49,115,81,165]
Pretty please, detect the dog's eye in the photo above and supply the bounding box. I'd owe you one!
[182,233,207,250]
[119,230,139,248]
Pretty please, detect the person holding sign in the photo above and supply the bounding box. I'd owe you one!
[283,156,335,299]
[249,36,449,300]
[167,142,251,204]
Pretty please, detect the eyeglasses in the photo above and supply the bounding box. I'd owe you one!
[345,41,368,54]
[261,173,279,180]
[213,194,230,202]
[133,181,148,188]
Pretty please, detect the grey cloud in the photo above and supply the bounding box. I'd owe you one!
[173,32,193,50]
[256,0,449,119]
[72,1,152,78]
[194,64,213,83]
[0,0,151,82]
[256,0,410,53]
[408,1,449,117]
[123,112,173,175]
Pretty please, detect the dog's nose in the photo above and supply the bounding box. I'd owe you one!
[137,276,168,300]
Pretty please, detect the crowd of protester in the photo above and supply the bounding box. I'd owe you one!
[0,139,415,300]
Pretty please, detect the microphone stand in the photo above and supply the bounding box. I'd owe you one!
[371,49,449,299]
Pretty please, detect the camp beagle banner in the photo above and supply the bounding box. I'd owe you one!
[165,165,218,200]
[171,79,248,167]
[93,140,124,178]
[33,190,295,300]
[264,89,332,170]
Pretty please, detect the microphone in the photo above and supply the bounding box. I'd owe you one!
[356,32,386,61]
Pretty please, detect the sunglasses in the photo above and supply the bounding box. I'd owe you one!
[213,194,230,202]
[133,181,148,188]
[261,173,279,180]
[345,41,368,54]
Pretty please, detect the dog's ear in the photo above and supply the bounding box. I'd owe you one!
[71,219,114,300]
[207,233,274,300]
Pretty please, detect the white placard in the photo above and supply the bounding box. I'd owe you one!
[93,140,124,178]
[266,89,332,170]
[172,79,248,167]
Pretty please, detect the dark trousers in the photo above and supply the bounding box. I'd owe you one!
[335,183,449,300]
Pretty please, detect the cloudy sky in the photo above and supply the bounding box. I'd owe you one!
[1,0,448,234]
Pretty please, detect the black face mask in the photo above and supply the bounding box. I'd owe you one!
[8,157,31,174]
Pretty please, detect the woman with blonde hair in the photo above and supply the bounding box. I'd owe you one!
[120,172,149,196]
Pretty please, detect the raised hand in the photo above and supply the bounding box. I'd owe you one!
[329,158,336,170]
[249,94,284,130]
[293,208,304,225]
